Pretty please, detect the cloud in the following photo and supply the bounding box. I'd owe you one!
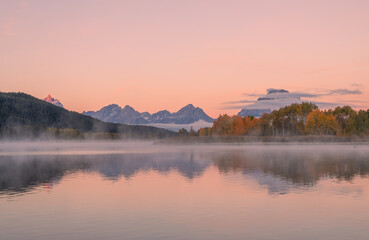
[352,83,365,88]
[223,100,255,105]
[221,105,251,110]
[243,92,264,97]
[286,88,362,98]
[327,89,362,95]
[222,86,364,111]
[312,101,345,108]
[221,99,361,111]
[286,92,319,98]
[313,101,362,108]
[242,87,362,99]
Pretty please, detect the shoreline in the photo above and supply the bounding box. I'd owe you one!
[156,135,369,144]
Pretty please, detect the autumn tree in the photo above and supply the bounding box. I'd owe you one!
[305,110,338,135]
[232,116,246,135]
[212,114,233,136]
[276,102,318,135]
[333,106,358,135]
[244,116,258,135]
[178,128,188,136]
[189,127,197,136]
[357,110,369,135]
[259,113,274,136]
[198,127,212,136]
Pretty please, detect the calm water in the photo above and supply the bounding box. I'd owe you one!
[1,141,369,240]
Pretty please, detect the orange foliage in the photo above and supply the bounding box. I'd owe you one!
[305,110,339,135]
[210,115,257,136]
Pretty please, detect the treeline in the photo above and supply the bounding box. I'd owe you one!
[193,103,369,137]
[0,126,124,140]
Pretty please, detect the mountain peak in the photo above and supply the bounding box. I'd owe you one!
[123,105,135,111]
[108,104,120,107]
[181,104,196,110]
[43,94,64,108]
[102,104,122,111]
[175,104,213,124]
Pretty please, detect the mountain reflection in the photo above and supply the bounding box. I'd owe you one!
[0,152,209,195]
[92,152,208,180]
[1,146,369,196]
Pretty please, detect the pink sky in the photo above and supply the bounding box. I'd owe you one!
[1,0,368,117]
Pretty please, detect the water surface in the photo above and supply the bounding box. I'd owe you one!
[1,141,369,240]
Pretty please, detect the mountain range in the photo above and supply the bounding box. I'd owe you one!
[42,90,300,121]
[0,92,175,138]
[83,104,214,125]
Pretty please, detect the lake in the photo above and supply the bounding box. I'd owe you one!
[0,141,369,240]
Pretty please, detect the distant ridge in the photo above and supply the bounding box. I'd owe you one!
[83,104,214,125]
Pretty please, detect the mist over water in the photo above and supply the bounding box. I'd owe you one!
[1,141,369,240]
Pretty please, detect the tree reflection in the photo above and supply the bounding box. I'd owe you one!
[212,149,369,186]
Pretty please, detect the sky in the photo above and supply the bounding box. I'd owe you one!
[1,0,369,118]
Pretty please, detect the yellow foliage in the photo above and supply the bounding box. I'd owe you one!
[305,110,339,135]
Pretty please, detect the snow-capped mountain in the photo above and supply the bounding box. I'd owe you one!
[83,104,214,127]
[43,94,64,108]
[238,89,302,117]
